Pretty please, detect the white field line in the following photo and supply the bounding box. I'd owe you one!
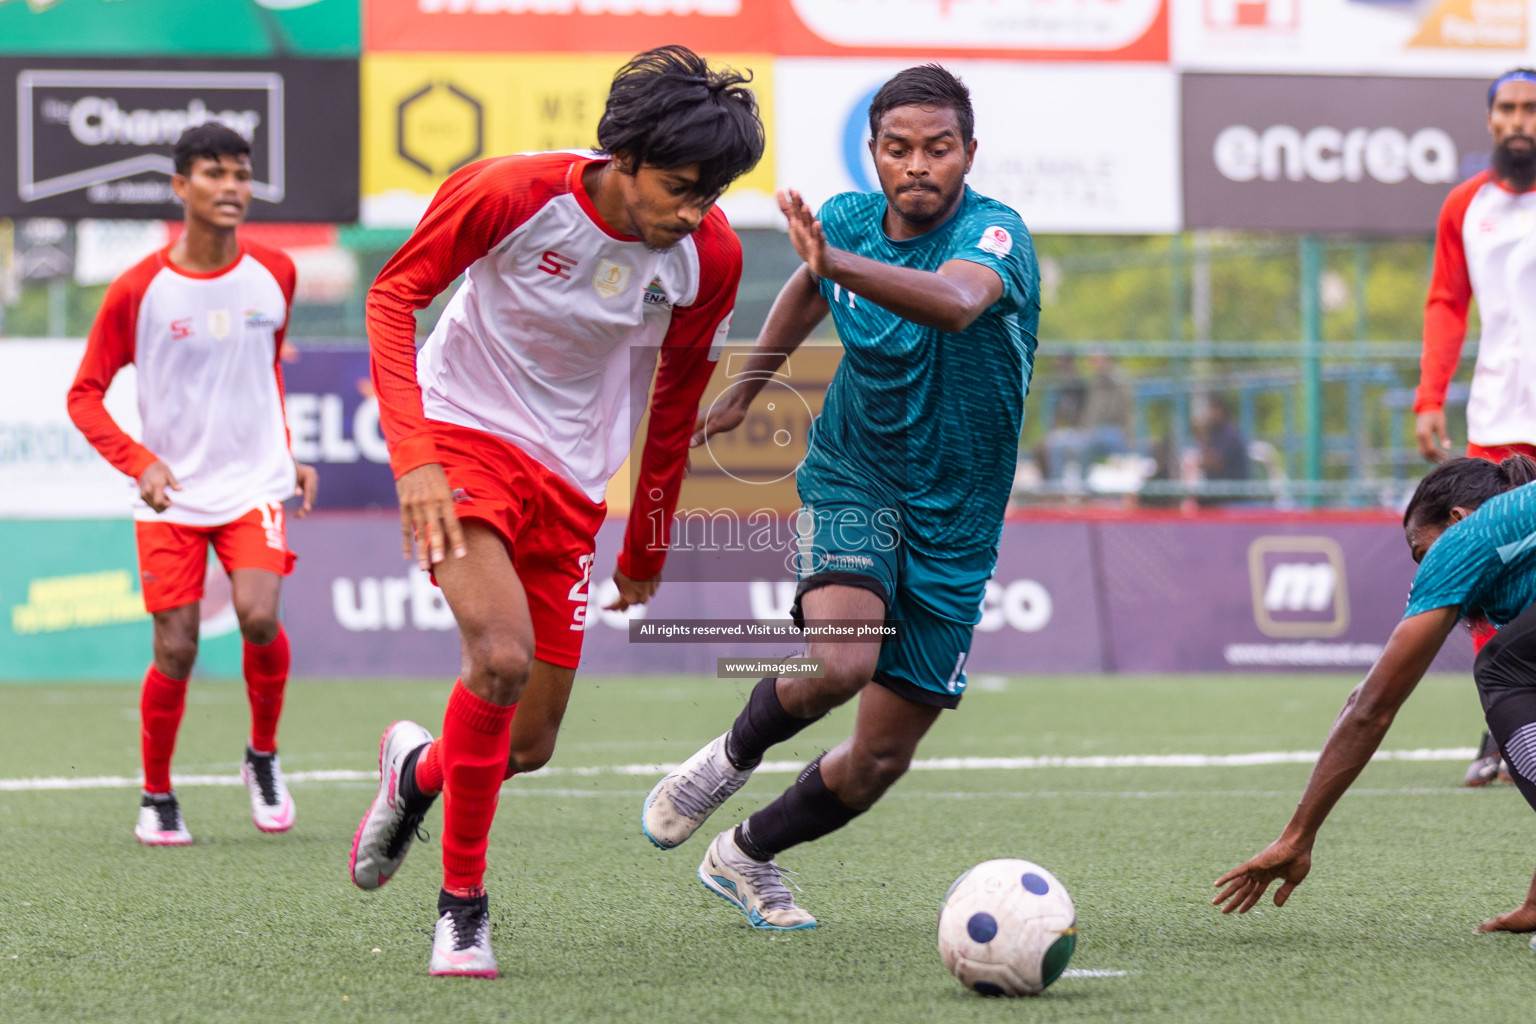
[1061,969,1131,979]
[0,747,1479,793]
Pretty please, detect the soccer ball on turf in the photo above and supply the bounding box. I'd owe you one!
[936,858,1076,997]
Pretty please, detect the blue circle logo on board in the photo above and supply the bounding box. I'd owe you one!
[841,84,882,193]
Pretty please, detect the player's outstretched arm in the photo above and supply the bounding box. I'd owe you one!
[1212,606,1458,914]
[693,265,829,448]
[778,189,1001,334]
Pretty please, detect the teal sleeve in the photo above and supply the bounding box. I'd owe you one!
[946,207,1034,315]
[1403,533,1494,619]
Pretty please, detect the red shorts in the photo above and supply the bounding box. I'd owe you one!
[432,422,606,670]
[1467,442,1536,462]
[136,501,296,613]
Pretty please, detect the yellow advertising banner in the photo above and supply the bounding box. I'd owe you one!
[361,53,776,227]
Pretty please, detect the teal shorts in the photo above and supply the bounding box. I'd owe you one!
[789,499,994,709]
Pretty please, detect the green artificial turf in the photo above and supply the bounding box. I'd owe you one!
[2,674,1535,1023]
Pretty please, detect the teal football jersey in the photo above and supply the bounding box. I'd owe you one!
[1405,481,1536,626]
[800,186,1039,555]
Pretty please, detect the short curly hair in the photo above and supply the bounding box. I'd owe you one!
[172,122,250,177]
[868,64,974,145]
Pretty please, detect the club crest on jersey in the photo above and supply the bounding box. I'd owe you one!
[977,226,1013,258]
[593,260,632,300]
[207,308,232,340]
[643,276,672,309]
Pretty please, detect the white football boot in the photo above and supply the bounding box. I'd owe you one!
[240,746,295,833]
[642,732,753,849]
[350,720,435,890]
[698,829,816,930]
[134,792,192,846]
[428,891,498,978]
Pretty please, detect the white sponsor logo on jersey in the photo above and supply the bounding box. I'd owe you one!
[977,226,1013,257]
[593,259,631,299]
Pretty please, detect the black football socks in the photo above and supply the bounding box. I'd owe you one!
[736,755,863,862]
[723,675,819,770]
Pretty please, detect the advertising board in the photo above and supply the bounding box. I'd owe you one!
[0,519,242,681]
[776,60,1181,234]
[0,340,140,519]
[1182,73,1490,232]
[0,0,359,57]
[363,0,1168,62]
[360,53,775,228]
[1174,0,1536,74]
[0,57,359,221]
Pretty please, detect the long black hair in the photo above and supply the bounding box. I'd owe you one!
[1403,455,1536,531]
[596,46,764,198]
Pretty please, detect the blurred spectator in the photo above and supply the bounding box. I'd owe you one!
[1043,352,1132,483]
[1198,395,1249,501]
[1051,355,1088,431]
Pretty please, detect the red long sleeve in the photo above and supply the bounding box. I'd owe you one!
[365,155,568,478]
[66,256,160,480]
[1416,173,1483,415]
[619,217,739,580]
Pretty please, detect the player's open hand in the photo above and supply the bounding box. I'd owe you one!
[293,463,319,518]
[1415,410,1452,463]
[777,189,831,278]
[606,568,660,611]
[137,460,181,513]
[1213,835,1313,914]
[395,462,467,570]
[1477,903,1536,933]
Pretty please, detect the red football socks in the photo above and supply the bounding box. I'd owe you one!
[140,664,188,794]
[243,625,290,753]
[439,680,517,892]
[414,740,444,796]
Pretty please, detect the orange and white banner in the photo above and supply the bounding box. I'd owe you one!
[1174,0,1536,74]
[363,0,1169,62]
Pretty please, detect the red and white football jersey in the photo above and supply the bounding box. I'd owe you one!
[367,152,740,580]
[67,242,297,526]
[1419,170,1536,446]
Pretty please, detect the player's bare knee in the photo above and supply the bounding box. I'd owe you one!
[816,651,878,703]
[154,636,198,678]
[782,675,857,718]
[237,611,280,647]
[506,733,556,775]
[464,638,533,704]
[848,738,913,792]
[863,750,912,791]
